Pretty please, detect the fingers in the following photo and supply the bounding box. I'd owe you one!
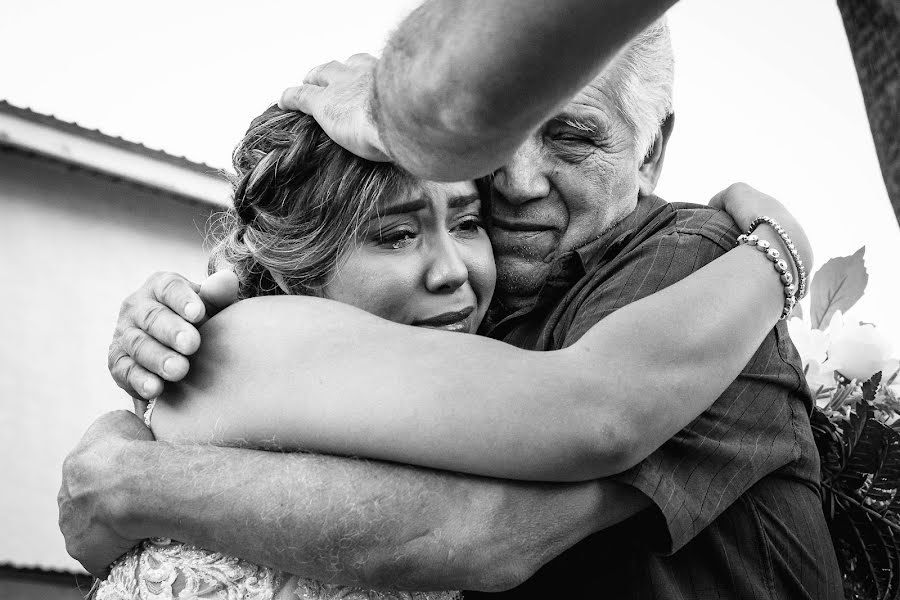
[150,272,205,324]
[707,189,726,210]
[283,61,343,111]
[709,182,754,210]
[282,54,376,112]
[279,83,324,113]
[200,270,240,316]
[345,53,376,67]
[120,325,191,381]
[109,342,164,400]
[303,60,346,86]
[132,397,149,418]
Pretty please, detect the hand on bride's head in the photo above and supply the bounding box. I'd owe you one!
[279,53,390,162]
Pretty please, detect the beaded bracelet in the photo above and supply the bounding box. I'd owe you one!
[736,233,797,321]
[744,216,807,300]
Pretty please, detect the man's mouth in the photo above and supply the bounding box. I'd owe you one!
[412,306,475,333]
[490,217,554,232]
[489,218,559,259]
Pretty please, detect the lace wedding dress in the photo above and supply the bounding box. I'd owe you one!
[96,538,460,600]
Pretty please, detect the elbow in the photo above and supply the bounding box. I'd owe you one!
[576,413,649,479]
[350,488,543,591]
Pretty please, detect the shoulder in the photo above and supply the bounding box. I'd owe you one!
[622,196,740,256]
[612,200,739,266]
[666,202,741,253]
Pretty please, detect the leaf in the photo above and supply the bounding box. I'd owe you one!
[874,517,900,600]
[865,373,884,403]
[810,247,868,329]
[838,405,883,492]
[865,428,900,510]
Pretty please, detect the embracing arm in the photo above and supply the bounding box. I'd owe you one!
[283,0,677,180]
[378,0,676,179]
[68,416,646,589]
[152,221,799,482]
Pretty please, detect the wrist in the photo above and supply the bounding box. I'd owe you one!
[752,225,798,281]
[106,439,166,540]
[738,224,802,320]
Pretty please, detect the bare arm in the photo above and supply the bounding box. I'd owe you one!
[60,412,648,588]
[283,0,677,180]
[376,0,677,179]
[151,222,799,482]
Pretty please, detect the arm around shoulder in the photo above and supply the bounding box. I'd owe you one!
[149,251,787,483]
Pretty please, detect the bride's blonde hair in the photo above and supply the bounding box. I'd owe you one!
[208,105,413,298]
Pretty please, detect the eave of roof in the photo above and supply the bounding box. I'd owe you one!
[0,100,233,208]
[0,562,89,581]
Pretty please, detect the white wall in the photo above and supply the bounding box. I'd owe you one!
[0,149,216,571]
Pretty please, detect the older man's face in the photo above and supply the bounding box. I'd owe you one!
[488,74,660,307]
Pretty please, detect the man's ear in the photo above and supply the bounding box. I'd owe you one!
[638,112,675,197]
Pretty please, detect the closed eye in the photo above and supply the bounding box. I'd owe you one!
[452,215,484,237]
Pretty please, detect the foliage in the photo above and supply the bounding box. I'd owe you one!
[814,371,900,600]
[795,247,900,598]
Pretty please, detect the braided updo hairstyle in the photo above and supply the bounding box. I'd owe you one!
[208,105,414,298]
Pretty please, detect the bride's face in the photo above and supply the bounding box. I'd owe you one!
[321,180,495,333]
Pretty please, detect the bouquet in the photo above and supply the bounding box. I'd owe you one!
[788,247,900,599]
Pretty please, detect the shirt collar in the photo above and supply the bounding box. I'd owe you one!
[572,194,671,273]
[485,195,671,327]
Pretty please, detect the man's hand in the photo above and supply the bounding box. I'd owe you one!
[108,271,239,401]
[280,54,390,162]
[58,411,154,578]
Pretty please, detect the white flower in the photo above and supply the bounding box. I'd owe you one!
[788,316,830,366]
[883,357,900,391]
[806,359,837,394]
[827,314,894,382]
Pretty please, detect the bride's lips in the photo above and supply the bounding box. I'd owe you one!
[412,306,475,333]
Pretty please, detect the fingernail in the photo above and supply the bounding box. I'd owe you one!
[175,331,190,353]
[142,379,158,396]
[163,357,179,378]
[184,302,202,321]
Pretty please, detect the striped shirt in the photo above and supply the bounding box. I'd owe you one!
[468,196,843,599]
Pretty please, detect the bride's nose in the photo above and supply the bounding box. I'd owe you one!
[425,233,469,294]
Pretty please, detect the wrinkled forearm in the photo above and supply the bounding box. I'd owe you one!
[113,440,641,591]
[375,0,677,180]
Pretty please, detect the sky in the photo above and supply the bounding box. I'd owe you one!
[2,0,898,345]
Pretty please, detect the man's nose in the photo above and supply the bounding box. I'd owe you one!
[425,234,469,294]
[492,139,551,206]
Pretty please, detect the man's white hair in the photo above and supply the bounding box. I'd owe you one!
[605,19,675,160]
